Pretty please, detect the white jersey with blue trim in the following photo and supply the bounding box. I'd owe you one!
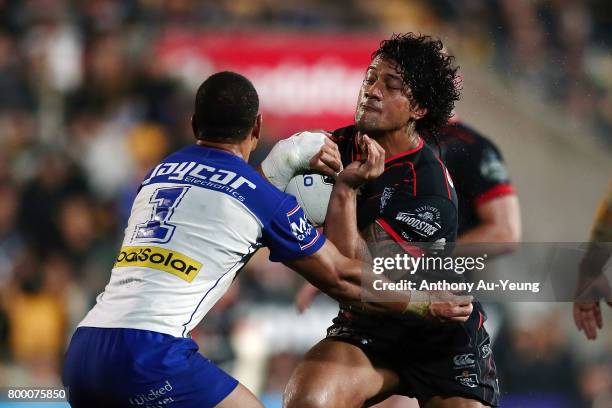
[79,144,324,338]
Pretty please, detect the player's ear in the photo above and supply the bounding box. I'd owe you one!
[250,113,262,151]
[191,115,198,139]
[413,105,427,121]
[252,114,262,140]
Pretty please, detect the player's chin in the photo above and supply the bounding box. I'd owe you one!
[355,114,381,134]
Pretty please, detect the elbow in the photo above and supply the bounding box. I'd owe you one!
[497,222,521,253]
[503,200,522,248]
[505,219,521,244]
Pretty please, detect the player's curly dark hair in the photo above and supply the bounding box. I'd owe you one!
[373,33,461,135]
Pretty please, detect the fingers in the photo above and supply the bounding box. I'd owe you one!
[595,305,603,329]
[445,293,474,306]
[320,151,342,173]
[361,135,385,177]
[582,309,598,340]
[573,304,583,331]
[364,137,380,166]
[454,296,474,308]
[574,302,601,340]
[295,284,320,314]
[295,296,309,314]
[447,315,471,323]
[435,291,473,305]
[429,296,474,323]
[309,139,342,176]
[356,133,368,158]
[443,303,473,322]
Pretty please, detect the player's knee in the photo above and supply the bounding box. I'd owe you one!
[284,393,350,408]
[284,392,324,408]
[284,384,363,408]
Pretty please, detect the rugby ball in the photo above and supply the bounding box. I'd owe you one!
[285,172,334,227]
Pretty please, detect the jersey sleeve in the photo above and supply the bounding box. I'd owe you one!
[376,195,457,254]
[462,139,514,206]
[263,196,326,262]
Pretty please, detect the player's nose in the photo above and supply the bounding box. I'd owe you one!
[364,82,383,101]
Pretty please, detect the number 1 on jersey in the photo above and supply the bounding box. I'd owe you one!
[133,186,190,243]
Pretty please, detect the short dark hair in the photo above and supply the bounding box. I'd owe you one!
[373,33,460,135]
[193,71,259,142]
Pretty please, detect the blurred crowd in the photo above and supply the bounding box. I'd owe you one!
[0,0,610,407]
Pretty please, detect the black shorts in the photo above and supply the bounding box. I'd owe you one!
[326,303,500,407]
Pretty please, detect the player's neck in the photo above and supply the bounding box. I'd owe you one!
[196,140,250,161]
[367,126,421,160]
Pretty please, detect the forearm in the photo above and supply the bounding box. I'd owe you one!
[458,222,518,243]
[457,222,520,256]
[287,241,415,314]
[324,182,370,261]
[330,256,423,314]
[456,195,521,256]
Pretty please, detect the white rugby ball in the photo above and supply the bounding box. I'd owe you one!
[285,172,334,227]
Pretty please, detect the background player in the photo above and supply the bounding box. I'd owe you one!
[435,119,521,248]
[62,71,418,408]
[262,34,497,407]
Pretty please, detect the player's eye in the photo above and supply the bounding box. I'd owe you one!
[387,80,402,90]
[363,77,375,85]
[363,72,376,84]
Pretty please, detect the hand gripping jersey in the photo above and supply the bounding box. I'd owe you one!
[331,125,458,252]
[79,144,324,337]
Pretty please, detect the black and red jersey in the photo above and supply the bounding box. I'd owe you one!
[436,122,515,235]
[331,125,458,252]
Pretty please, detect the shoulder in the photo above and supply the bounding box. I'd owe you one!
[143,145,294,223]
[233,160,295,212]
[214,160,301,231]
[441,123,500,152]
[414,144,456,201]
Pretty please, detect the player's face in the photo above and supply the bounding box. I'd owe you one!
[355,56,423,134]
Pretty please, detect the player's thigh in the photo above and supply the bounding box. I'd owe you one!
[284,338,400,408]
[371,395,420,408]
[421,396,489,408]
[215,383,263,408]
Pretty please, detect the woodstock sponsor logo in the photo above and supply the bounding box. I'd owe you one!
[395,212,440,236]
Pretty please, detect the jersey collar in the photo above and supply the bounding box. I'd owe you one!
[384,137,424,163]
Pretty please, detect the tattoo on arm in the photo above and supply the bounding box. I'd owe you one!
[361,222,410,282]
[363,222,403,257]
[340,223,413,313]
